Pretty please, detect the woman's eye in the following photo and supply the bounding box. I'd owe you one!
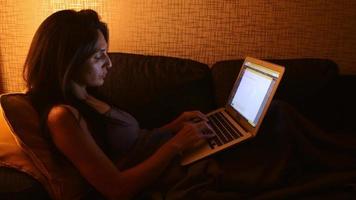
[95,54,103,60]
[94,51,108,60]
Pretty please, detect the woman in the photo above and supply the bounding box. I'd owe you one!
[24,9,356,200]
[24,9,212,200]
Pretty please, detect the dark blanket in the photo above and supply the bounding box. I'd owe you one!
[157,101,356,200]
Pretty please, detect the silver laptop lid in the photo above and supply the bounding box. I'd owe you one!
[225,57,284,136]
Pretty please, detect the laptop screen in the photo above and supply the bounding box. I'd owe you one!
[228,61,280,127]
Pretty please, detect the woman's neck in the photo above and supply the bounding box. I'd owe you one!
[70,81,110,114]
[85,95,111,114]
[70,81,88,100]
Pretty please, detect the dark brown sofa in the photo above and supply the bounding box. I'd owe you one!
[1,52,355,199]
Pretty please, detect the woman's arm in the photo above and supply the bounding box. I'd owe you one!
[47,106,200,200]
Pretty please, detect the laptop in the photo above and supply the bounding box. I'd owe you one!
[181,57,285,165]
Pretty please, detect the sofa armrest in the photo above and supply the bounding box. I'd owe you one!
[0,167,50,200]
[306,75,356,132]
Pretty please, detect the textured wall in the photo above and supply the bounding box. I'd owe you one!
[1,0,356,93]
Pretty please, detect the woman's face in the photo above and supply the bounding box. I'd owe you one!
[75,30,112,87]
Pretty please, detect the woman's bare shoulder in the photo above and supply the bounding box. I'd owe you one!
[48,104,81,123]
[47,104,85,135]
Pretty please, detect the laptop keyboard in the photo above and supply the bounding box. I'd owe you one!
[207,112,243,149]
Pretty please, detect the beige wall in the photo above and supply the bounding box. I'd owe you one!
[1,0,356,93]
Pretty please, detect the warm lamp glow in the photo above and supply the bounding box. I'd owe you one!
[0,0,111,92]
[1,0,356,93]
[49,0,106,13]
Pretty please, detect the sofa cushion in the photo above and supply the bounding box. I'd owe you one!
[211,58,339,114]
[93,52,216,129]
[0,93,90,200]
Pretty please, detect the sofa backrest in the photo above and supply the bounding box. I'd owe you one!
[93,52,216,129]
[94,53,341,130]
[211,58,339,114]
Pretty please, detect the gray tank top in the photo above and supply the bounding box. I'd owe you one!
[104,107,140,155]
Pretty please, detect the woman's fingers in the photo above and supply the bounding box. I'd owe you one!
[176,123,204,148]
[191,121,215,138]
[184,111,208,122]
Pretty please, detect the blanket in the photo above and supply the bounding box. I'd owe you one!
[159,101,356,200]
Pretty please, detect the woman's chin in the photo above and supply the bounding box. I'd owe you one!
[90,80,104,87]
[97,81,105,86]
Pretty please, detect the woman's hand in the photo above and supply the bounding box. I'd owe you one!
[165,122,207,154]
[159,111,209,134]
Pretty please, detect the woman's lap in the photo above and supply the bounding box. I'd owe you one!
[162,100,356,199]
[115,100,356,199]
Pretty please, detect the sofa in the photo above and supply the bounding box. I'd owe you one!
[1,52,355,199]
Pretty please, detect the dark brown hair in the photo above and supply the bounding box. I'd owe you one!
[23,9,109,142]
[24,9,108,105]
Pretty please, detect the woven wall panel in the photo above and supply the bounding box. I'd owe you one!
[109,0,356,73]
[1,0,356,92]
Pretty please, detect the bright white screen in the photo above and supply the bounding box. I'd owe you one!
[230,68,272,124]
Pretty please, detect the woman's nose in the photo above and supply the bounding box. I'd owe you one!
[105,53,112,68]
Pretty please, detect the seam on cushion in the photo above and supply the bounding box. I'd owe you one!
[0,161,42,181]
